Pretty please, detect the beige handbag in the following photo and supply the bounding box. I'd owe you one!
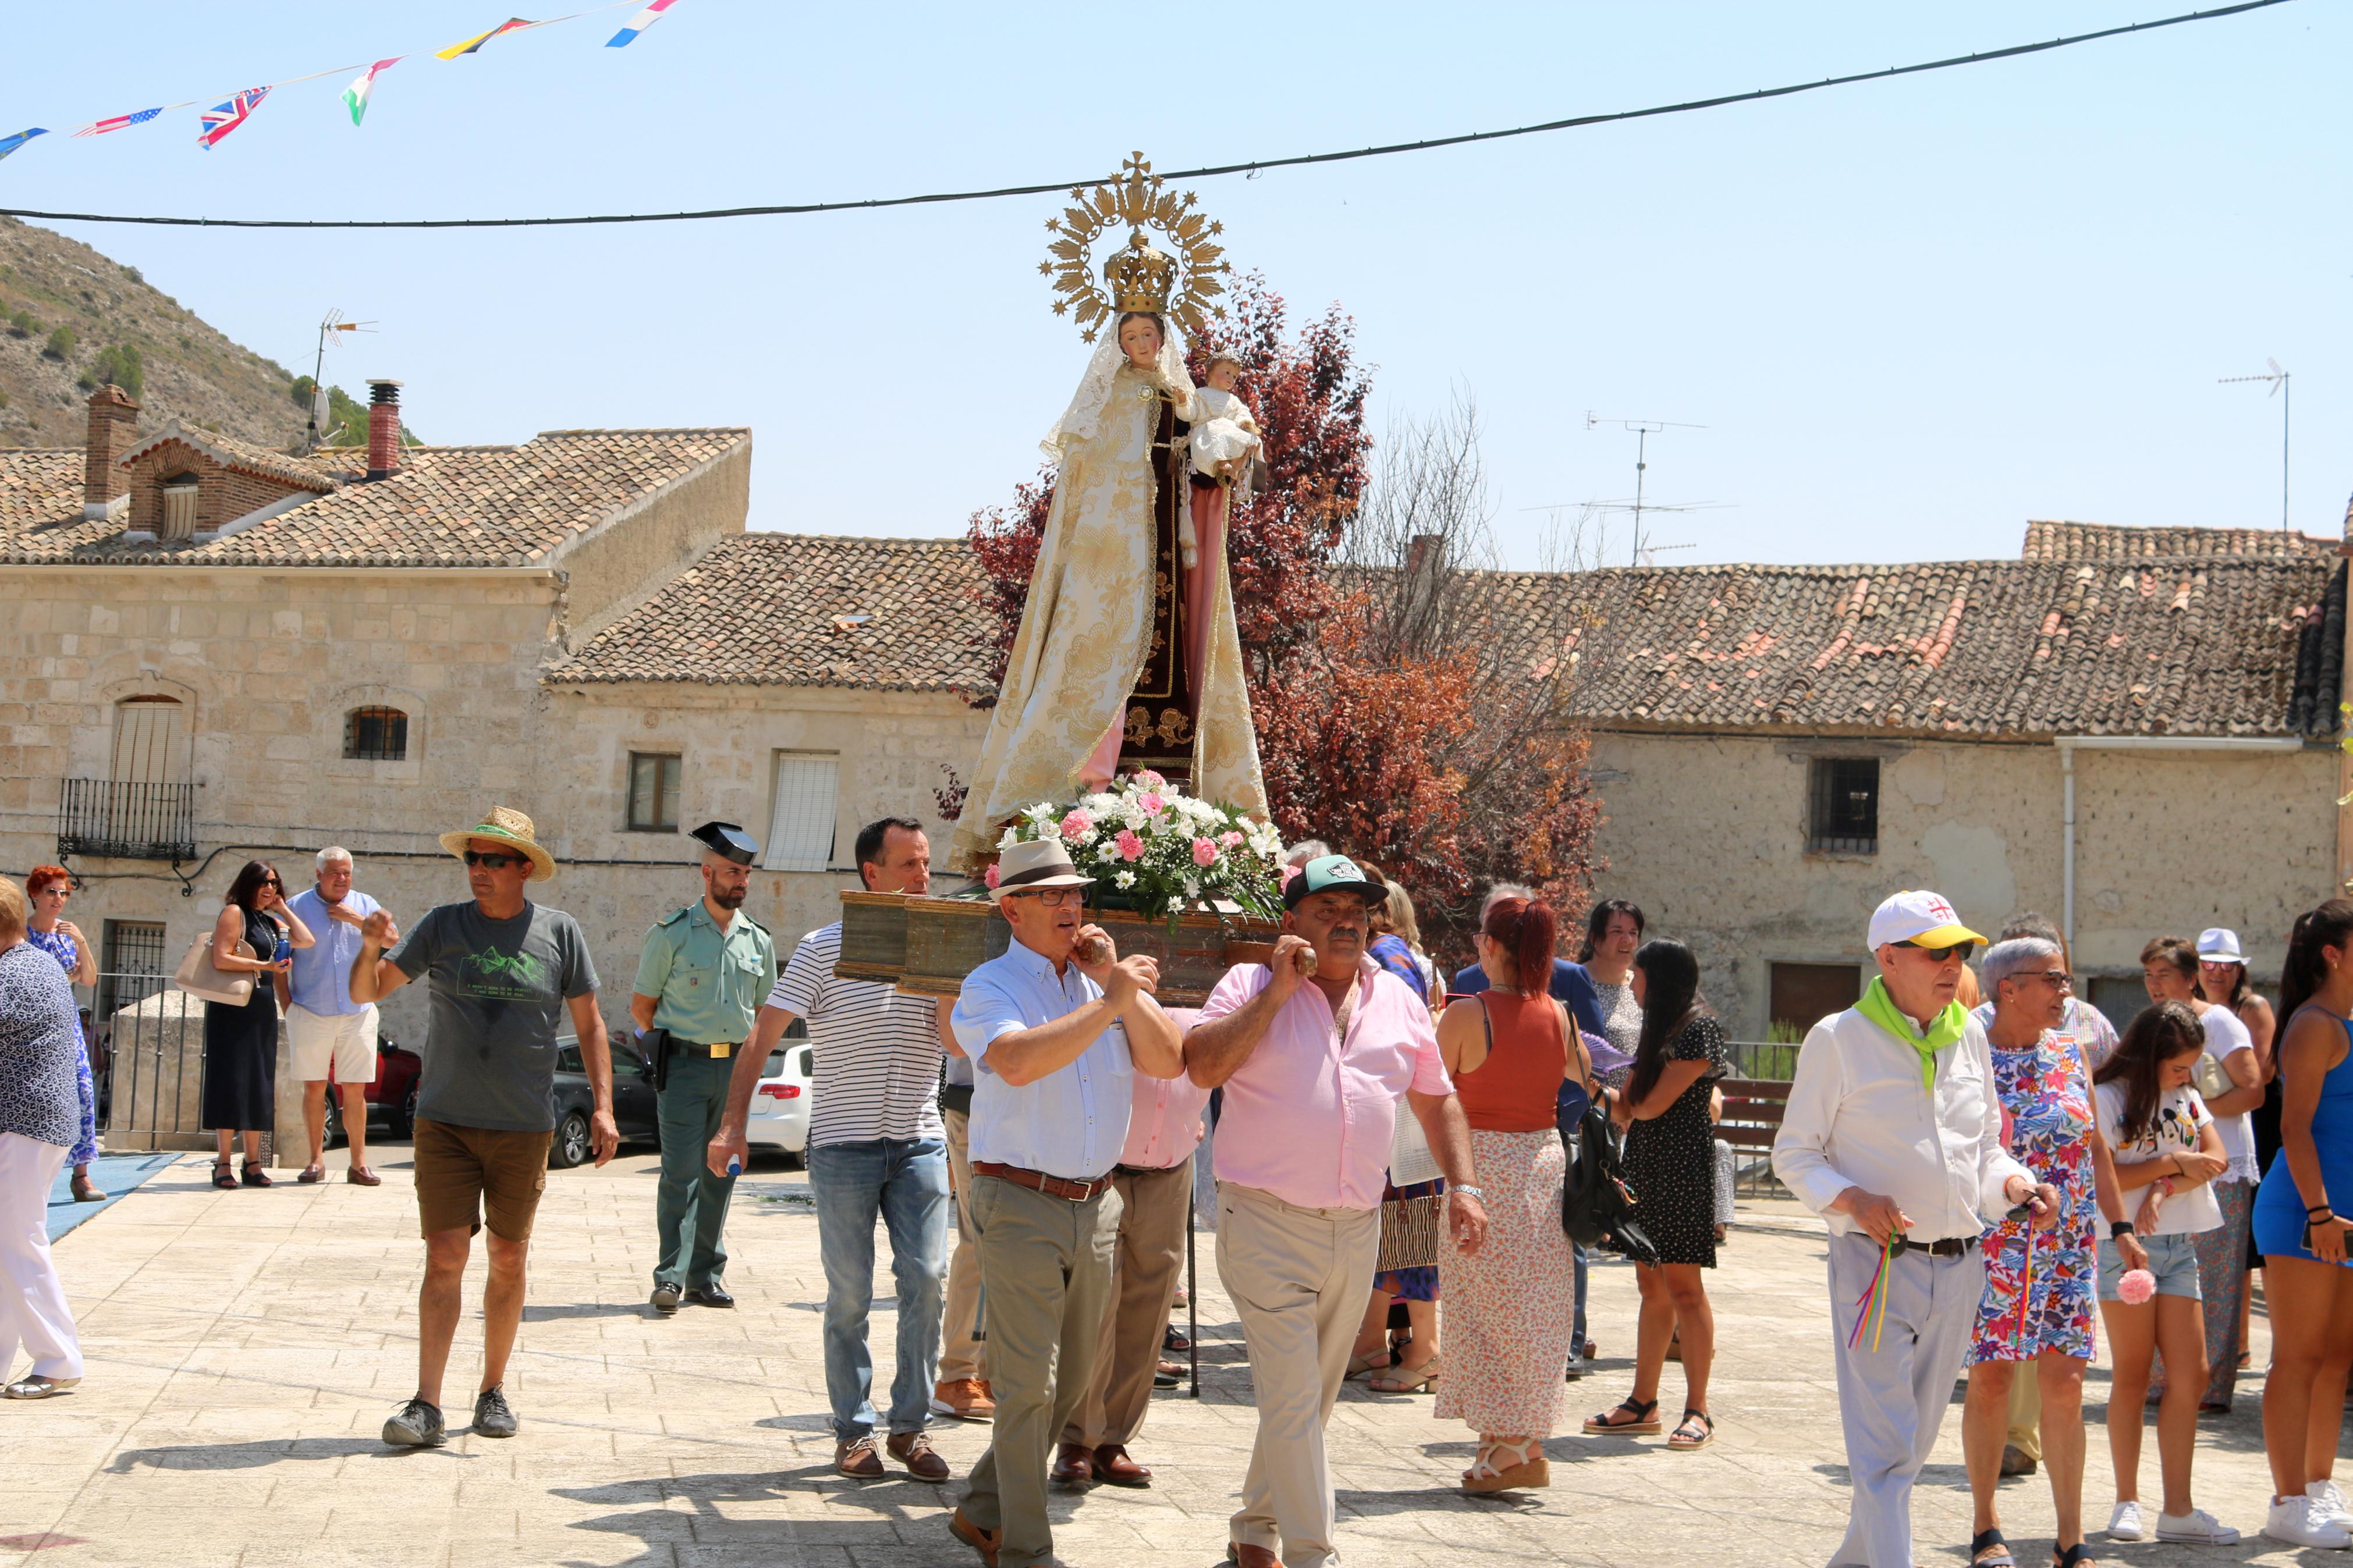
[172,929,256,1006]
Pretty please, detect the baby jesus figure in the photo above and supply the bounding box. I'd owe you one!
[1181,350,1261,692]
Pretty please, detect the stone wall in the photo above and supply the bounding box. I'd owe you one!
[556,442,751,647]
[1584,730,2339,1037]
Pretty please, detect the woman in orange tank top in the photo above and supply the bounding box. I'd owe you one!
[1432,895,1593,1493]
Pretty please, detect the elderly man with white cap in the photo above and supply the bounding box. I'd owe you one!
[1773,890,2061,1568]
[945,837,1185,1568]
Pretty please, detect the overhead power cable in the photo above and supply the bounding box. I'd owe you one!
[0,0,2294,232]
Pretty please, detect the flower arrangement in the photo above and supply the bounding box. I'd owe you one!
[988,770,1286,926]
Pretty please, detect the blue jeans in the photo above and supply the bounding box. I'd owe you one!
[808,1136,950,1441]
[1573,1240,1589,1357]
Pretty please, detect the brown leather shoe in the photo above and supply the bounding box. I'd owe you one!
[1226,1544,1280,1568]
[1092,1443,1151,1487]
[346,1165,382,1186]
[1049,1441,1094,1485]
[886,1430,950,1481]
[948,1508,1000,1566]
[297,1164,325,1184]
[833,1435,885,1478]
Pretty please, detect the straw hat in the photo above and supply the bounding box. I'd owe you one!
[438,805,556,883]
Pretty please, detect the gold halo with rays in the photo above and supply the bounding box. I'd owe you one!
[1040,151,1230,343]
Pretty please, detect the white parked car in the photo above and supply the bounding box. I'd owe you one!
[745,1040,813,1164]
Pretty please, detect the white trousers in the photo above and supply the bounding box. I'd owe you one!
[1826,1230,1984,1567]
[0,1132,82,1381]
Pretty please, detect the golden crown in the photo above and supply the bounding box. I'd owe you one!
[1041,152,1230,343]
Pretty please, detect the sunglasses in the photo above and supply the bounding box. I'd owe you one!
[463,851,527,869]
[1898,939,1974,962]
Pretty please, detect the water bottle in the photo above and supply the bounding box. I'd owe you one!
[273,930,291,965]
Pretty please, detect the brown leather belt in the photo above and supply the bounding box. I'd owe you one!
[1918,1236,1978,1258]
[973,1161,1113,1203]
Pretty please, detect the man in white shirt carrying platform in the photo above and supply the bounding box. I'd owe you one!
[1773,890,2061,1568]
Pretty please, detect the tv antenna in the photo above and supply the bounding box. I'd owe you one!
[304,309,377,450]
[1525,414,1720,565]
[2217,358,2290,530]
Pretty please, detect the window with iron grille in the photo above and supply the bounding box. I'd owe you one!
[343,706,409,761]
[627,752,682,832]
[1807,757,1879,854]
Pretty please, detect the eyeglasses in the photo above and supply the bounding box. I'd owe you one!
[463,851,526,869]
[1007,887,1085,908]
[2020,970,2074,990]
[263,879,284,890]
[1898,940,1974,962]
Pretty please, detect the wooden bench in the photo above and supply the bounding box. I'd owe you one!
[1716,1076,1791,1157]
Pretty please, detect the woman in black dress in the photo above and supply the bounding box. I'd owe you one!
[202,861,311,1189]
[1583,939,1727,1450]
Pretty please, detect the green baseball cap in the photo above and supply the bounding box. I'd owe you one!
[1284,854,1389,911]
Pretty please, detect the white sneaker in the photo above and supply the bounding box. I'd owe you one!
[2106,1500,2147,1541]
[2267,1495,2353,1548]
[2312,1481,2353,1528]
[2155,1507,2241,1545]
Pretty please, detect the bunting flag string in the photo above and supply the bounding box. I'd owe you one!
[197,88,271,151]
[14,0,677,163]
[436,17,537,62]
[342,59,401,126]
[607,0,682,48]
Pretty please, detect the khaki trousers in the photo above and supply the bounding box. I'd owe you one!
[1217,1181,1380,1568]
[938,1108,987,1384]
[2007,1361,2042,1461]
[1066,1157,1193,1449]
[959,1174,1121,1568]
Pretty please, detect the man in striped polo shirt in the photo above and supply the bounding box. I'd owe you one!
[709,815,953,1482]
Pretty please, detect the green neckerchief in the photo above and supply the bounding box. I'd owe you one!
[1855,975,1968,1093]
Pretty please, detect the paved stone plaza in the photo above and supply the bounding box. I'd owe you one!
[0,1148,2328,1567]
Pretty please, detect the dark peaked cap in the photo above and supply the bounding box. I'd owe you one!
[691,821,760,865]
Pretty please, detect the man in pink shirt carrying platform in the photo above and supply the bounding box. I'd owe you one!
[1186,854,1488,1568]
[1053,1033,1212,1489]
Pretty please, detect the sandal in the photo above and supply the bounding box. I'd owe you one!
[1345,1350,1393,1379]
[1582,1396,1661,1435]
[1462,1437,1549,1494]
[1971,1527,2015,1567]
[241,1160,273,1188]
[2053,1545,2095,1567]
[212,1161,237,1190]
[1366,1357,1439,1393]
[1667,1408,1715,1451]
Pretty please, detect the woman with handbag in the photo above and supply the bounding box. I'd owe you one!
[200,861,311,1190]
[2139,936,2262,1411]
[1584,938,1726,1452]
[1431,893,1586,1492]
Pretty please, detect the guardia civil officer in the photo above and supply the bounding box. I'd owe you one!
[630,821,778,1314]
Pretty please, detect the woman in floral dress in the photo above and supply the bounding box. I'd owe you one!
[1961,937,2134,1568]
[22,867,99,1203]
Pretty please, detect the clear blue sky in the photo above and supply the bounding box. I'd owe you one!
[3,1,2342,566]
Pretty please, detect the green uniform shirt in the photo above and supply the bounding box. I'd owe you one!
[632,901,778,1046]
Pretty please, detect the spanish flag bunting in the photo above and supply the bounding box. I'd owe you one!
[436,17,537,61]
[343,58,402,126]
[607,0,684,47]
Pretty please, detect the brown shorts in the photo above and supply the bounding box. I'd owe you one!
[413,1117,552,1242]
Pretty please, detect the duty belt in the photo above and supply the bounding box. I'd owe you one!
[670,1040,736,1058]
[973,1161,1113,1203]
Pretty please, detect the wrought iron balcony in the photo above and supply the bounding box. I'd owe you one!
[58,778,197,862]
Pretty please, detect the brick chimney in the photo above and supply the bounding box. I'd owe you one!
[365,379,403,480]
[82,382,140,520]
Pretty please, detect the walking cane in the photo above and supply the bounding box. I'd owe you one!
[1187,1187,1200,1398]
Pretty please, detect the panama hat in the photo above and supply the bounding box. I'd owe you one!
[438,805,556,883]
[2196,927,2246,965]
[989,838,1094,902]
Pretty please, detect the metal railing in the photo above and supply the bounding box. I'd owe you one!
[1720,1040,1798,1198]
[57,778,197,861]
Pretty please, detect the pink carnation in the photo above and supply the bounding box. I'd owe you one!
[1192,838,1219,867]
[1139,792,1166,816]
[1135,769,1167,788]
[1220,830,1245,849]
[1060,809,1095,841]
[983,864,1002,889]
[1115,829,1146,862]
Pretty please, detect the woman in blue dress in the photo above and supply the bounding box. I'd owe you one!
[23,868,100,1203]
[2251,899,2353,1549]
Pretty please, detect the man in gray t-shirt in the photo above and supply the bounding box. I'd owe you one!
[349,805,617,1452]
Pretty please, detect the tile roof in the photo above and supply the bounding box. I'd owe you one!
[1479,554,2344,738]
[120,420,338,493]
[548,532,996,692]
[2022,518,2338,562]
[0,428,748,567]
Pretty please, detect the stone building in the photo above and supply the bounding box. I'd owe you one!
[0,385,988,1107]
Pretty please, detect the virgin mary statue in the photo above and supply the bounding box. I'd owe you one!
[947,236,1267,872]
